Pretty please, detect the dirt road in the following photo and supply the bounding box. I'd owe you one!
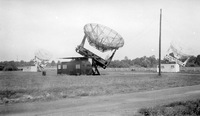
[1,85,200,116]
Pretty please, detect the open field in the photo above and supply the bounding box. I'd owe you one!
[102,67,200,73]
[1,68,200,104]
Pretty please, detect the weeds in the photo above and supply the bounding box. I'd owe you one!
[137,99,200,116]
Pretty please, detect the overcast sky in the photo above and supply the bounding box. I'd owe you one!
[0,0,200,61]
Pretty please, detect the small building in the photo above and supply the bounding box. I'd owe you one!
[157,63,180,72]
[22,66,37,72]
[57,57,93,75]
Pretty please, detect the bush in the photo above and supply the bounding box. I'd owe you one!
[137,99,200,116]
[1,61,18,71]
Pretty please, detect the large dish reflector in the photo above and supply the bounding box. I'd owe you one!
[169,41,192,59]
[35,49,52,61]
[84,23,124,52]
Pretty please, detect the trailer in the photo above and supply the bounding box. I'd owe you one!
[57,57,93,75]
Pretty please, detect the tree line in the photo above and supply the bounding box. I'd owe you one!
[108,55,200,68]
[0,60,57,71]
[1,54,200,71]
[108,55,158,68]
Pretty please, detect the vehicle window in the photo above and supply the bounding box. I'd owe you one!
[76,64,80,69]
[63,64,67,69]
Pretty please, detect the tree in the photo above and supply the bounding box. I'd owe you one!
[148,55,157,67]
[185,56,197,67]
[20,60,25,66]
[140,56,151,68]
[124,56,128,60]
[51,60,56,66]
[2,61,18,71]
[46,61,51,67]
[28,60,35,66]
[109,60,123,68]
[195,55,200,66]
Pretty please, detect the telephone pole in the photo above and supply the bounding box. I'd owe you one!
[158,9,162,76]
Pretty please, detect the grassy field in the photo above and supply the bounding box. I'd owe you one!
[1,69,200,104]
[136,99,200,116]
[103,67,200,73]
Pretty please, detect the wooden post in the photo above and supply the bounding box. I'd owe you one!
[158,9,162,76]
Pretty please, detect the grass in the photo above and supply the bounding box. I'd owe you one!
[136,99,200,116]
[1,69,200,104]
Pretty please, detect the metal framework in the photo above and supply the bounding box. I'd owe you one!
[84,23,124,52]
[76,45,116,75]
[164,42,192,67]
[34,49,52,72]
[76,24,124,75]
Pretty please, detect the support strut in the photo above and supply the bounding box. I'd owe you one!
[92,60,100,75]
[76,35,117,75]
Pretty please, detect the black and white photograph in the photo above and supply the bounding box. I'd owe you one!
[1,0,200,115]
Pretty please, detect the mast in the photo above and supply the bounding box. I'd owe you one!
[158,9,162,76]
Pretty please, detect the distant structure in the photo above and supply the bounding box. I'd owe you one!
[22,49,52,72]
[57,57,93,75]
[158,41,192,72]
[22,66,37,72]
[157,64,180,73]
[34,49,52,72]
[58,23,124,75]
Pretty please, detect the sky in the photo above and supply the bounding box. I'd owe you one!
[0,0,200,62]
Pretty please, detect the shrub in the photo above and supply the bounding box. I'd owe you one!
[137,99,200,116]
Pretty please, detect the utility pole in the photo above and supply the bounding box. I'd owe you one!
[158,9,162,76]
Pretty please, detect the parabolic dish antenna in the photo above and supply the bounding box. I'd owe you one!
[75,23,124,75]
[169,41,193,58]
[34,49,52,72]
[84,23,124,52]
[34,49,52,61]
[165,40,194,67]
